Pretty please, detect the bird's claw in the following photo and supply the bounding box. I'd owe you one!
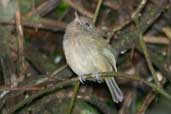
[92,72,103,83]
[79,75,86,83]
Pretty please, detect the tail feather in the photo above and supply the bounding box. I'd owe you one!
[105,77,123,103]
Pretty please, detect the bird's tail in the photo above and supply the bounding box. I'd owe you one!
[105,77,123,103]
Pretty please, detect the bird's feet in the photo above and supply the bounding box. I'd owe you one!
[79,75,86,83]
[92,72,103,83]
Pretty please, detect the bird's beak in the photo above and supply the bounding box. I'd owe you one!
[74,12,81,24]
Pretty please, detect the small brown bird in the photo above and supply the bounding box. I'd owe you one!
[63,13,123,103]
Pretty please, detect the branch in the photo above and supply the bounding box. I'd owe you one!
[16,1,25,80]
[26,0,61,17]
[93,0,103,24]
[67,82,80,114]
[0,17,66,32]
[112,0,167,57]
[63,0,93,18]
[139,33,160,86]
[9,71,171,114]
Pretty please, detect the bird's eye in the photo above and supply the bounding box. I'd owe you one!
[85,22,90,27]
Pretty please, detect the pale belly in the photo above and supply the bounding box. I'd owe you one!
[63,38,113,76]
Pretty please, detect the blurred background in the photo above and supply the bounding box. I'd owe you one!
[0,0,171,114]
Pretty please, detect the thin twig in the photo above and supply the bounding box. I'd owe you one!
[1,17,66,32]
[63,0,93,18]
[162,27,171,40]
[139,33,160,86]
[107,20,131,43]
[67,82,80,114]
[0,86,43,91]
[93,0,103,24]
[118,90,134,114]
[93,0,120,10]
[16,1,25,80]
[33,64,68,85]
[26,0,61,17]
[136,75,166,114]
[136,91,156,114]
[144,36,170,44]
[132,0,148,20]
[49,64,68,78]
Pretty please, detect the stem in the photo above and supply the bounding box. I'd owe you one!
[139,33,160,86]
[93,0,103,24]
[67,82,80,114]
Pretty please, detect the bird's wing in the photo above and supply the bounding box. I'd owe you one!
[85,35,117,71]
[102,48,117,71]
[88,35,117,71]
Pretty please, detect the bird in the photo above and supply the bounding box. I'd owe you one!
[63,12,123,103]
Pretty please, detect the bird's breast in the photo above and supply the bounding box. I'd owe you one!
[64,37,96,75]
[63,36,112,76]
